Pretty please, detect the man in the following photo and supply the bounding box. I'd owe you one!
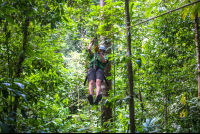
[87,38,108,105]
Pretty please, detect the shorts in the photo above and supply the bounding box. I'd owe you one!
[87,67,104,82]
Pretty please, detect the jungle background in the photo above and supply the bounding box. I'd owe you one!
[1,0,200,133]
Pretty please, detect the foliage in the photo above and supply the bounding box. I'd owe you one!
[0,0,200,133]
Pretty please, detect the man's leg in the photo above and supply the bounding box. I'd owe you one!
[95,79,101,97]
[95,69,104,97]
[87,80,95,105]
[94,68,104,105]
[88,80,95,95]
[94,79,102,105]
[87,68,96,105]
[94,73,102,105]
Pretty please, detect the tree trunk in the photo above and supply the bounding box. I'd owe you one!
[5,21,10,79]
[163,92,168,130]
[4,21,13,114]
[113,37,116,126]
[194,12,200,100]
[125,0,135,133]
[13,17,29,131]
[100,0,112,132]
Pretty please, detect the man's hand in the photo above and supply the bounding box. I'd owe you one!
[98,50,103,55]
[91,37,95,43]
[88,37,96,56]
[94,45,100,52]
[98,53,107,63]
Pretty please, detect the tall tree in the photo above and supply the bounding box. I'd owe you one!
[194,12,200,100]
[100,0,112,132]
[125,0,135,133]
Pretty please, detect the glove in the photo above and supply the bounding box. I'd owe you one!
[94,45,100,52]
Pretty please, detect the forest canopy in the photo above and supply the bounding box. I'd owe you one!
[0,0,200,133]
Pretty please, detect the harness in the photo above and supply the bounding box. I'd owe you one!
[84,37,109,86]
[89,54,105,71]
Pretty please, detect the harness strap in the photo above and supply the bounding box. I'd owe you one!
[90,55,105,70]
[93,53,97,71]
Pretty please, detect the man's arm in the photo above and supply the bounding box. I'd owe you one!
[88,38,95,56]
[98,53,107,64]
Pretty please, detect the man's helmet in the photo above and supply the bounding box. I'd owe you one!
[99,45,105,51]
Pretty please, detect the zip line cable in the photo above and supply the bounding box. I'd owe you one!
[45,0,200,44]
[96,0,200,41]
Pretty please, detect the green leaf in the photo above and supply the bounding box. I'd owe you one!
[141,55,146,65]
[56,7,60,13]
[133,75,140,81]
[124,96,131,102]
[129,2,134,18]
[149,117,161,126]
[34,98,38,104]
[190,3,200,20]
[180,92,186,103]
[3,107,8,113]
[136,59,141,68]
[9,111,15,118]
[2,83,11,86]
[6,31,10,38]
[2,90,8,98]
[21,94,28,104]
[185,110,188,117]
[7,88,17,95]
[4,15,14,24]
[0,122,9,133]
[1,2,7,7]
[50,11,55,14]
[197,102,200,107]
[106,75,112,80]
[51,22,56,29]
[21,109,28,119]
[45,4,50,11]
[61,6,64,15]
[28,10,33,16]
[14,82,24,89]
[3,6,17,12]
[63,16,68,22]
[54,93,59,102]
[33,8,37,12]
[44,85,47,92]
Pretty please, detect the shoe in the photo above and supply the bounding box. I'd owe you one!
[87,94,93,105]
[94,94,102,105]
